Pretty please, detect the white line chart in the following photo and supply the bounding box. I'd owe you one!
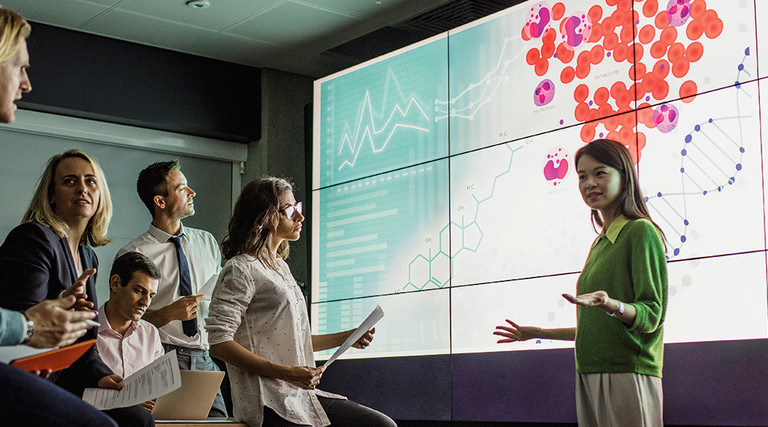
[435,35,524,122]
[335,68,432,171]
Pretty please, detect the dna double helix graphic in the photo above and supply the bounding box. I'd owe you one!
[644,47,752,257]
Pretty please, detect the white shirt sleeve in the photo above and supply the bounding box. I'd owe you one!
[206,260,256,346]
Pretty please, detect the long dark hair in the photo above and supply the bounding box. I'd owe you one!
[221,177,293,270]
[575,139,666,246]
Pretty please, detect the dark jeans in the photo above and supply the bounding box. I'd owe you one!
[0,362,118,427]
[104,405,155,427]
[163,343,228,418]
[263,396,397,427]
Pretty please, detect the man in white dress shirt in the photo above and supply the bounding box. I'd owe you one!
[117,160,227,417]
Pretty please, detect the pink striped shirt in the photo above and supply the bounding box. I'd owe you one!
[96,304,165,378]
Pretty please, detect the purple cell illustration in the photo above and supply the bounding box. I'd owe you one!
[543,147,569,186]
[534,79,556,106]
[666,0,692,28]
[652,104,680,134]
[560,12,592,50]
[524,2,552,39]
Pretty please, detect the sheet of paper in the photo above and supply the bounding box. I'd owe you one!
[198,273,219,297]
[197,274,218,323]
[82,350,181,410]
[322,305,384,368]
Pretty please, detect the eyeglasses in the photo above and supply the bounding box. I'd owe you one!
[279,201,303,220]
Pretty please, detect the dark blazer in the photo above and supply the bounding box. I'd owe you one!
[0,221,113,395]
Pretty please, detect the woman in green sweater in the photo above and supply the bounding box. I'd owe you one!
[494,139,668,426]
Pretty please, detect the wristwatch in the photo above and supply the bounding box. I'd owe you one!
[607,300,625,318]
[22,314,34,344]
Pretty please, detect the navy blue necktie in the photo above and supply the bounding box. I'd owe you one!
[169,235,197,337]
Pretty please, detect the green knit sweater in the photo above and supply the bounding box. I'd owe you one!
[575,215,668,378]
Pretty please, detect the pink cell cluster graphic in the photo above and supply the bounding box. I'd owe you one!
[523,2,553,39]
[534,79,556,106]
[652,103,679,133]
[522,0,724,163]
[560,11,592,50]
[666,0,692,27]
[543,147,569,186]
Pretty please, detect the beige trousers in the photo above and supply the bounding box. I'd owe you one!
[576,372,663,427]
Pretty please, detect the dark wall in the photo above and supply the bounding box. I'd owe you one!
[320,354,452,421]
[321,340,768,425]
[19,23,260,143]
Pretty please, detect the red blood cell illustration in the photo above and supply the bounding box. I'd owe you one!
[520,0,724,160]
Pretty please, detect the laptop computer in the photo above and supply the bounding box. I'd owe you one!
[152,370,225,420]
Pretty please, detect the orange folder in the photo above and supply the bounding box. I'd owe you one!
[10,339,95,373]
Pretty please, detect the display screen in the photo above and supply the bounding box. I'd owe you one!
[312,0,767,360]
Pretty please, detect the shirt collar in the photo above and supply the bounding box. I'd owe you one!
[97,304,109,333]
[97,303,140,337]
[148,223,185,243]
[599,214,630,245]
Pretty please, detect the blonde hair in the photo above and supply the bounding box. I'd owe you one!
[23,150,113,247]
[0,7,30,63]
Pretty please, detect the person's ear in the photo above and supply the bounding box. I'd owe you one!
[109,274,121,292]
[153,195,165,210]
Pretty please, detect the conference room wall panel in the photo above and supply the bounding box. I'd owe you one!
[0,111,242,304]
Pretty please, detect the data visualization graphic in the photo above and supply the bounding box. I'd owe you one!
[313,0,768,359]
[312,161,449,302]
[314,36,448,188]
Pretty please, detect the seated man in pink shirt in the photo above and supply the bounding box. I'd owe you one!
[97,251,165,411]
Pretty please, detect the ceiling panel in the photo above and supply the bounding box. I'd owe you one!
[227,1,360,46]
[0,0,108,28]
[114,0,283,32]
[0,0,496,77]
[298,0,411,19]
[79,0,124,6]
[81,9,220,53]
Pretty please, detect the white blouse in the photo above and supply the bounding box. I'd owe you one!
[206,254,342,427]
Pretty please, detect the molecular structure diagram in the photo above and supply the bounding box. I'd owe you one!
[403,143,524,290]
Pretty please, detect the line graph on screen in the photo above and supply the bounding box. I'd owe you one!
[336,68,432,171]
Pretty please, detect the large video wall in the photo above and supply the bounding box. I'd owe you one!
[312,0,767,361]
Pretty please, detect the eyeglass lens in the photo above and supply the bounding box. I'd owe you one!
[284,201,303,219]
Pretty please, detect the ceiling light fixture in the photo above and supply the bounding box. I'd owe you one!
[186,0,210,9]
